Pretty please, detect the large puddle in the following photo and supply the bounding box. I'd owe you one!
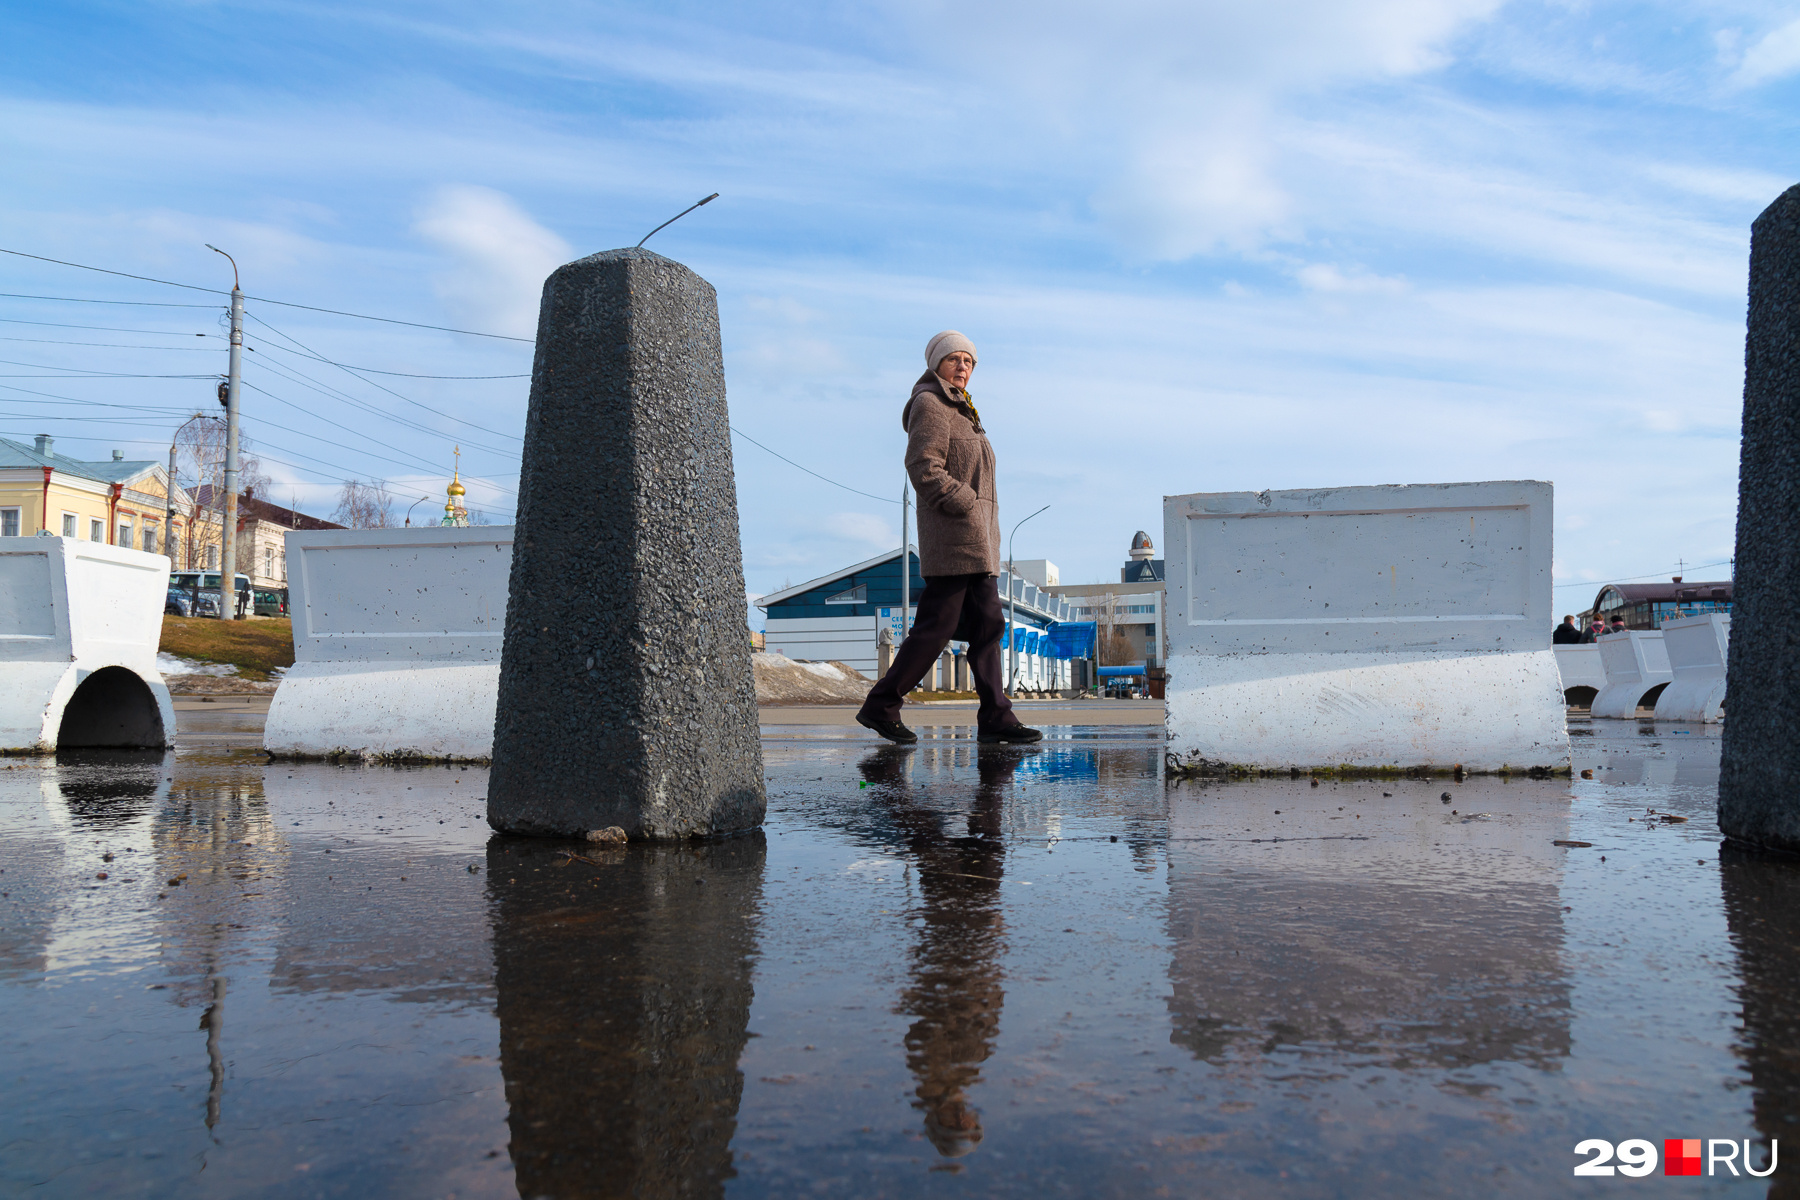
[0,715,1787,1196]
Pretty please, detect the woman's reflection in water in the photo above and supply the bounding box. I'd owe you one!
[858,745,1027,1158]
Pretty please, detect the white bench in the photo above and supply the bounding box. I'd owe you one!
[1163,481,1567,772]
[264,527,511,761]
[0,536,173,752]
[1590,630,1672,719]
[1653,613,1729,722]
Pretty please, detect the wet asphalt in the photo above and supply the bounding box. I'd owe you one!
[0,710,1789,1197]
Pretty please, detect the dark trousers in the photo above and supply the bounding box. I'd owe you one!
[860,574,1016,730]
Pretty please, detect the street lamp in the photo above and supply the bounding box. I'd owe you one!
[1005,504,1050,694]
[404,495,432,527]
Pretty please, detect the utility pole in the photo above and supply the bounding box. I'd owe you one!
[1004,504,1051,693]
[209,246,243,620]
[900,481,911,640]
[166,440,178,557]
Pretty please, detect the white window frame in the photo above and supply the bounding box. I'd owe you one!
[61,512,77,538]
[89,518,104,542]
[117,522,133,549]
[0,507,19,537]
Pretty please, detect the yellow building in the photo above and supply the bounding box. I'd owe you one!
[0,434,188,553]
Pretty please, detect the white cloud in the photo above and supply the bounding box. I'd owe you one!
[1730,16,1800,88]
[821,511,895,548]
[920,0,1505,258]
[414,185,570,339]
[1297,263,1409,294]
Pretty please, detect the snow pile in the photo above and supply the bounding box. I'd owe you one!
[156,651,280,694]
[157,652,238,678]
[753,652,870,704]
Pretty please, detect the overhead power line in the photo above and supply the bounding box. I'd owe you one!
[241,339,527,379]
[0,291,216,308]
[245,312,524,443]
[1553,560,1732,590]
[0,336,215,350]
[0,316,212,335]
[0,246,534,342]
[238,379,519,499]
[729,426,900,505]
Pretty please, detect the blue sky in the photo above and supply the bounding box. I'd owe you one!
[1,0,1795,615]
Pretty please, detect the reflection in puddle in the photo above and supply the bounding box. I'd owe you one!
[54,748,167,827]
[8,720,1800,1196]
[490,834,764,1197]
[1719,843,1799,1177]
[860,747,1021,1157]
[1165,781,1572,1073]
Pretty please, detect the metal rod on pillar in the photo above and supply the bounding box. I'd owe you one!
[208,245,243,620]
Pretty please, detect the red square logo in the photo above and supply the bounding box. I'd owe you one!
[1665,1139,1703,1176]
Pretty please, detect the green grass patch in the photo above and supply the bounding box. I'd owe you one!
[160,617,294,682]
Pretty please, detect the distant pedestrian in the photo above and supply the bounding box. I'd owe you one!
[1581,618,1603,643]
[856,331,1042,746]
[1553,615,1581,644]
[1609,616,1628,634]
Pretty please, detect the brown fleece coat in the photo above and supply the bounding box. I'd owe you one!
[903,370,1001,577]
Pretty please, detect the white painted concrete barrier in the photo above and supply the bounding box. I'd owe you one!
[1163,481,1568,772]
[1653,613,1729,723]
[1590,630,1672,720]
[264,527,512,761]
[0,536,173,752]
[1553,644,1606,703]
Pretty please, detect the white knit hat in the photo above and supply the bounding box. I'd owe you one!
[925,330,977,370]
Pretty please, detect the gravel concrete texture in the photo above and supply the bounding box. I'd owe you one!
[1721,183,1800,852]
[488,248,764,839]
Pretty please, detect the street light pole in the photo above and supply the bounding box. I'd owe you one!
[208,245,243,620]
[900,480,912,640]
[1004,504,1051,694]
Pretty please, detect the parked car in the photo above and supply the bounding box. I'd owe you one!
[252,588,288,617]
[164,587,221,618]
[167,571,249,617]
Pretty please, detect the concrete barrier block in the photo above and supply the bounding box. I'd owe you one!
[1654,613,1729,723]
[0,536,173,752]
[1163,481,1568,772]
[1589,630,1672,719]
[264,527,512,761]
[1553,644,1606,702]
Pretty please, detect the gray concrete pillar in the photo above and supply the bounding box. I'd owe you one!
[954,651,969,691]
[938,650,954,692]
[488,248,764,840]
[1721,183,1800,852]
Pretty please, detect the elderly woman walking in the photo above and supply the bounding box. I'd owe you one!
[855,331,1043,745]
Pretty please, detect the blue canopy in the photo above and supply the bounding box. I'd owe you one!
[1044,620,1095,659]
[1097,664,1146,678]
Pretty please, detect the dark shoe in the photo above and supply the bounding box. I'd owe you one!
[978,724,1043,744]
[856,712,918,744]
